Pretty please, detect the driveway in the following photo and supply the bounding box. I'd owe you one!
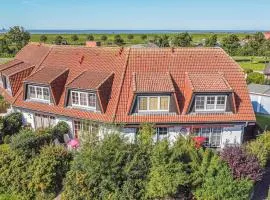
[252,164,270,200]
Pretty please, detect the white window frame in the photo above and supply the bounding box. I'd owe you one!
[194,127,223,148]
[195,95,227,112]
[156,127,168,141]
[71,90,96,110]
[138,96,170,112]
[28,85,50,103]
[34,113,55,129]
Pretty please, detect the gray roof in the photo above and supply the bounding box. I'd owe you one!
[248,83,270,96]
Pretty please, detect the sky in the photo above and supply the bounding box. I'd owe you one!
[0,0,270,30]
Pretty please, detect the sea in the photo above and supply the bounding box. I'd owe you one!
[0,29,266,34]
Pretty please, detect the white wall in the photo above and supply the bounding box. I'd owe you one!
[15,108,244,149]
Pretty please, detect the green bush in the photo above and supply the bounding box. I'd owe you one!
[51,121,70,143]
[244,68,253,74]
[246,131,270,167]
[1,112,23,136]
[246,72,265,84]
[0,194,20,200]
[10,129,53,157]
[194,154,253,200]
[28,145,72,199]
[0,145,32,199]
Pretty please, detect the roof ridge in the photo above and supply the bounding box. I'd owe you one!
[0,59,24,72]
[7,64,35,77]
[112,48,131,122]
[218,72,233,91]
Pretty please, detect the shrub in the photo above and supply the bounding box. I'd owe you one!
[221,146,263,182]
[63,132,152,200]
[246,72,265,84]
[1,112,23,136]
[0,145,32,199]
[114,34,124,46]
[0,96,10,113]
[246,131,270,167]
[28,145,72,199]
[146,140,188,199]
[194,155,253,200]
[86,34,94,41]
[244,68,253,74]
[40,34,47,43]
[10,129,53,157]
[51,121,70,143]
[71,34,79,42]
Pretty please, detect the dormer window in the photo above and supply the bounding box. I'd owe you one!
[138,96,170,112]
[71,91,96,110]
[28,85,50,102]
[195,95,226,112]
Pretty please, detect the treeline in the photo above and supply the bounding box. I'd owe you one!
[1,115,270,199]
[0,26,30,57]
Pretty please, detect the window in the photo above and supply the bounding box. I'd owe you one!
[194,127,223,147]
[28,85,50,102]
[71,91,96,109]
[138,96,170,112]
[74,120,99,139]
[195,95,227,111]
[34,113,55,129]
[156,127,168,141]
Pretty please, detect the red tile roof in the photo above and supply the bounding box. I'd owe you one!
[0,43,255,124]
[186,72,232,92]
[67,70,113,90]
[1,62,34,76]
[132,72,175,93]
[25,66,68,85]
[0,59,23,71]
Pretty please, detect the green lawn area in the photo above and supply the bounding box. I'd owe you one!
[0,58,12,64]
[233,56,269,71]
[256,114,270,131]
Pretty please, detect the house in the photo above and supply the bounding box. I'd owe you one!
[264,32,270,40]
[0,43,255,148]
[248,83,270,115]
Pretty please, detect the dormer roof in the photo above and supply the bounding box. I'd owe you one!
[132,72,175,93]
[24,66,68,85]
[67,70,113,91]
[185,72,233,93]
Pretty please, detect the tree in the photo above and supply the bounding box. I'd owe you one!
[54,35,64,45]
[205,34,217,47]
[51,121,70,143]
[86,34,94,41]
[153,35,170,47]
[0,38,11,55]
[127,34,134,41]
[254,32,266,44]
[141,34,147,41]
[114,34,124,46]
[171,32,192,47]
[221,34,240,55]
[5,26,30,51]
[100,35,107,42]
[71,34,79,42]
[40,35,48,43]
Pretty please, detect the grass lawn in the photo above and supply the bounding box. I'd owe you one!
[0,58,12,64]
[256,114,270,131]
[233,56,269,71]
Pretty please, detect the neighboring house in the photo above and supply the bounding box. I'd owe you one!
[0,43,255,148]
[264,32,270,40]
[248,83,270,115]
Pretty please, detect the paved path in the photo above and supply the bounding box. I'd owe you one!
[252,164,270,200]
